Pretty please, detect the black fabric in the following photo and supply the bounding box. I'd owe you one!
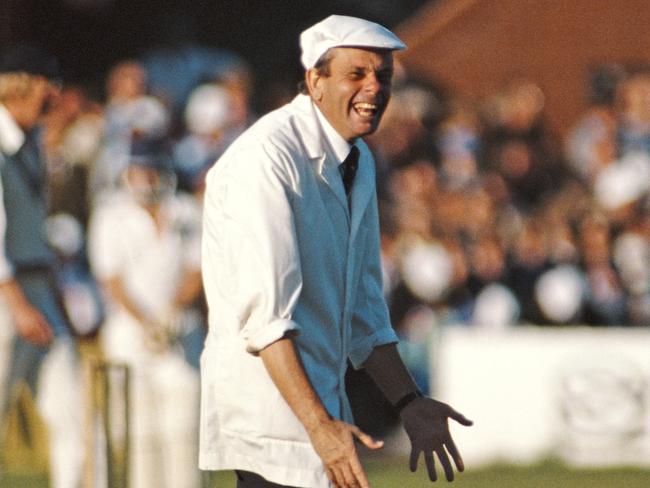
[338,145,359,197]
[394,389,423,413]
[235,470,299,488]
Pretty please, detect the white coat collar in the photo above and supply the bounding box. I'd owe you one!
[313,104,351,163]
[290,94,375,239]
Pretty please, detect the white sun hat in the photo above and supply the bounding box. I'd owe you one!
[300,15,406,69]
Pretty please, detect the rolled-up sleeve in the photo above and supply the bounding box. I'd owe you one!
[348,195,398,368]
[202,143,303,354]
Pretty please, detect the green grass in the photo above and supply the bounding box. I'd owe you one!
[0,472,49,488]
[4,459,649,487]
[364,458,650,488]
[204,458,650,487]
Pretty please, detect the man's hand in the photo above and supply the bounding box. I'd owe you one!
[12,300,54,346]
[308,418,383,488]
[142,312,182,354]
[0,279,54,346]
[400,397,473,482]
[260,338,384,487]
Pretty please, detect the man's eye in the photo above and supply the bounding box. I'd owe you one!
[378,71,393,83]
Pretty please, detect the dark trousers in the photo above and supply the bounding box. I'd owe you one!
[1,338,49,414]
[236,470,299,488]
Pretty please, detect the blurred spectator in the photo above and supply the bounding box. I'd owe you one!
[503,216,550,324]
[0,44,84,488]
[578,214,628,325]
[43,84,103,228]
[566,107,618,183]
[218,62,255,132]
[436,100,481,190]
[399,236,453,306]
[40,82,116,345]
[613,216,650,325]
[593,150,650,224]
[534,264,586,325]
[172,81,237,193]
[472,282,520,330]
[45,212,104,338]
[372,65,650,331]
[370,81,442,168]
[142,43,250,122]
[90,60,171,205]
[369,79,443,199]
[463,233,519,329]
[466,234,507,294]
[482,79,568,211]
[617,67,650,155]
[565,64,623,183]
[88,139,202,488]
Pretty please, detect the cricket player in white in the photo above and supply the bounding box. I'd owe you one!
[89,144,203,488]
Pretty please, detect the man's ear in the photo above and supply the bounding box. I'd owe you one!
[305,68,323,102]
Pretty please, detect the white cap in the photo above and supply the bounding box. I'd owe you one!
[185,84,232,136]
[300,15,406,69]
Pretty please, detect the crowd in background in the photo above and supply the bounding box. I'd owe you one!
[375,64,650,335]
[43,53,650,339]
[12,46,650,485]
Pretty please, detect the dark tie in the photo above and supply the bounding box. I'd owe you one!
[339,145,359,197]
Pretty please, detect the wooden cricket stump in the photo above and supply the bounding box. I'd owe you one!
[83,360,130,488]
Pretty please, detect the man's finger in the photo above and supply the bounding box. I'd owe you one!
[350,451,371,488]
[340,463,358,488]
[351,425,384,450]
[424,450,437,481]
[409,447,420,472]
[435,446,454,482]
[331,466,346,488]
[448,406,473,426]
[445,435,465,472]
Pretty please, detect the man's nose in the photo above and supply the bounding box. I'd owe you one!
[362,73,382,94]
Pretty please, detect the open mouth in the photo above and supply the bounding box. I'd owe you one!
[352,102,380,119]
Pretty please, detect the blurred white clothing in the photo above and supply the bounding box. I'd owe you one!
[0,103,24,281]
[38,338,84,488]
[89,191,201,488]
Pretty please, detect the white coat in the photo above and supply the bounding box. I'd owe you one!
[199,94,398,487]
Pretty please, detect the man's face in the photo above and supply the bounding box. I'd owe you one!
[308,47,394,142]
[124,164,174,207]
[18,76,59,130]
